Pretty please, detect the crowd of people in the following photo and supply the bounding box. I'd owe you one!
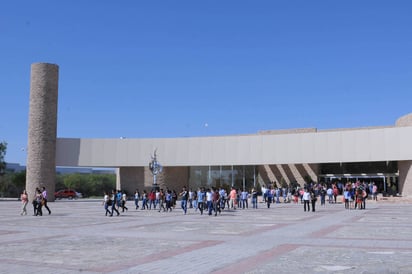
[19,186,52,216]
[18,181,379,217]
[289,180,378,211]
[101,180,380,217]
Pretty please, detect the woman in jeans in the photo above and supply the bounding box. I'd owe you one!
[251,188,258,209]
[20,190,28,215]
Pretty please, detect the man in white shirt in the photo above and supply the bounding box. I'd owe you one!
[302,189,311,212]
[206,189,213,215]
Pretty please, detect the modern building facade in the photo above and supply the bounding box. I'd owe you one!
[25,63,412,199]
[55,113,412,197]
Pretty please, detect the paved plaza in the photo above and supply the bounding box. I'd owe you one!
[0,198,411,274]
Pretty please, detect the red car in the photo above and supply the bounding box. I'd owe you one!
[54,189,80,199]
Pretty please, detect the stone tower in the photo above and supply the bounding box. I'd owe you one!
[26,63,59,201]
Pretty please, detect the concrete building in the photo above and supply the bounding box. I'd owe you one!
[5,163,26,173]
[24,63,411,198]
[55,113,412,197]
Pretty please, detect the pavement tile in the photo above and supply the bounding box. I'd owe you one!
[0,198,411,273]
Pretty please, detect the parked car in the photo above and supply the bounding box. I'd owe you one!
[54,189,81,199]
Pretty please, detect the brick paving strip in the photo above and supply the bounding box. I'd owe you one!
[211,244,300,274]
[89,240,223,273]
[0,198,411,273]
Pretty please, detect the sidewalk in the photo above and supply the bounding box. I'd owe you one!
[0,199,411,273]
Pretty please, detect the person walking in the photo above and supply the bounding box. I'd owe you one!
[158,189,166,212]
[333,185,339,204]
[179,186,188,214]
[41,187,51,215]
[121,192,128,212]
[148,189,156,210]
[165,190,173,212]
[34,188,43,216]
[20,190,28,215]
[251,188,258,209]
[219,188,227,210]
[103,191,112,216]
[327,187,333,204]
[240,189,249,209]
[362,187,367,210]
[188,188,194,208]
[266,187,273,208]
[134,189,140,210]
[319,186,326,206]
[355,187,364,210]
[110,189,120,216]
[116,190,122,209]
[275,188,281,204]
[155,189,160,209]
[141,190,148,210]
[192,190,198,210]
[32,187,39,216]
[212,188,221,216]
[343,187,350,209]
[206,188,213,215]
[197,187,205,215]
[372,183,378,201]
[228,187,237,210]
[172,190,178,208]
[310,189,317,212]
[303,189,311,212]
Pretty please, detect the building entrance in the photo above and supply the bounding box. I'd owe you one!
[319,174,398,194]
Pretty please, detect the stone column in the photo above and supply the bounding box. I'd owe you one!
[398,161,412,197]
[396,113,412,197]
[26,63,59,202]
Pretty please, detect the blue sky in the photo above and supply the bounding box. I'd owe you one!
[1,1,411,165]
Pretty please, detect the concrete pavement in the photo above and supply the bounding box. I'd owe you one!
[0,198,411,273]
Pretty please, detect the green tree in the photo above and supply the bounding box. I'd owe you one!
[58,173,116,197]
[0,141,7,175]
[12,170,26,192]
[0,170,25,198]
[63,173,85,191]
[87,174,116,196]
[2,169,115,198]
[55,174,66,191]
